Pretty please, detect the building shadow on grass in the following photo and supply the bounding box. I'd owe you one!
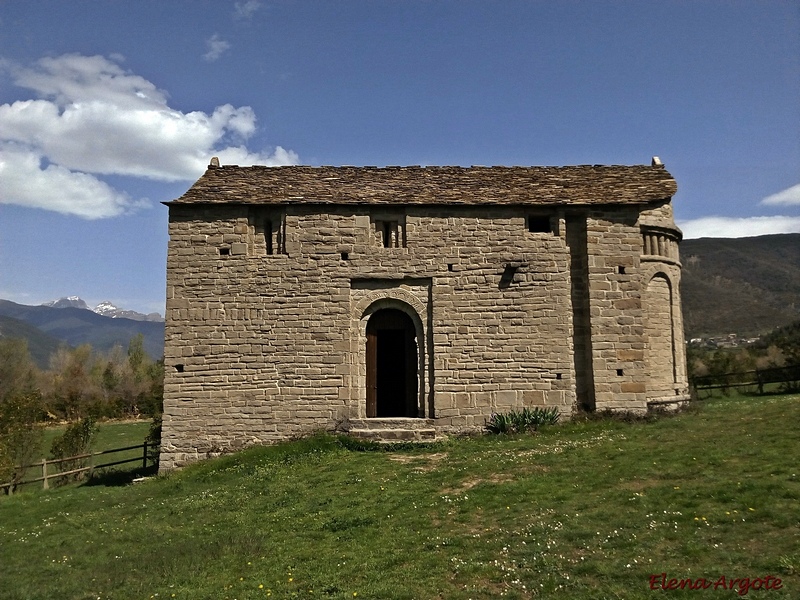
[83,465,159,487]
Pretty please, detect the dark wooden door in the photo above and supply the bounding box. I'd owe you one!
[366,327,378,418]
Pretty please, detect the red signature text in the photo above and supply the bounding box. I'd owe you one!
[649,573,783,596]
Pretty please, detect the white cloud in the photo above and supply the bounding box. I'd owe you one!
[0,54,298,218]
[0,143,143,219]
[234,0,262,20]
[760,183,800,207]
[677,215,800,239]
[203,34,231,62]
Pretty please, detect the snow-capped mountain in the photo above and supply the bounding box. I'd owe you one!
[41,297,164,322]
[42,296,90,310]
[93,300,163,322]
[93,300,125,317]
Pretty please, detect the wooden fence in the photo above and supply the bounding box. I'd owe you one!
[692,364,800,396]
[1,441,158,494]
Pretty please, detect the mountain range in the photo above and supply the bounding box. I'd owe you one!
[0,299,165,367]
[0,233,798,367]
[41,296,163,322]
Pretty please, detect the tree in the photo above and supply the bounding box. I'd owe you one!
[50,416,98,486]
[127,334,146,382]
[0,339,43,492]
[0,391,44,493]
[47,344,101,419]
[0,339,37,403]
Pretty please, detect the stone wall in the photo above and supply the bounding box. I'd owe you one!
[160,200,688,470]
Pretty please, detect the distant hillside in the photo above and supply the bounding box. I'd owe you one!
[0,314,66,369]
[0,300,164,361]
[680,233,800,338]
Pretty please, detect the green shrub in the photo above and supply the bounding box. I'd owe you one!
[486,407,560,434]
[50,417,98,485]
[0,443,13,490]
[486,411,514,434]
[0,391,45,493]
[145,413,162,466]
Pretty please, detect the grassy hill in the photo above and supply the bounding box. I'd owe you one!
[1,393,798,599]
[0,315,65,368]
[680,233,800,338]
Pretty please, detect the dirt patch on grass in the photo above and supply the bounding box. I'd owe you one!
[619,478,661,492]
[388,452,447,472]
[443,473,515,494]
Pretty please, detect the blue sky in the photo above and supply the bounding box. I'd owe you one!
[1,0,798,316]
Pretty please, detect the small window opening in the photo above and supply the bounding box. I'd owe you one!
[265,219,274,255]
[556,373,562,380]
[341,251,349,260]
[447,263,454,272]
[527,216,551,233]
[380,221,400,247]
[251,209,285,256]
[219,247,230,256]
[616,368,624,376]
[175,364,184,373]
[618,266,626,275]
[375,218,405,248]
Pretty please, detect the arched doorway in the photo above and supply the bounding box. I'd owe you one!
[366,309,419,418]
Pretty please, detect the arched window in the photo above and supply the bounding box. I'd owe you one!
[644,274,677,393]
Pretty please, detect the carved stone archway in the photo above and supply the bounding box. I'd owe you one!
[351,289,430,420]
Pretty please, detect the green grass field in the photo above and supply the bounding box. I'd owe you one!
[10,420,153,492]
[40,420,152,455]
[1,394,798,599]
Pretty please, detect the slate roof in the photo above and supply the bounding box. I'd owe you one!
[168,164,677,206]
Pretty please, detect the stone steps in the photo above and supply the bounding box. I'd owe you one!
[348,427,437,442]
[347,418,438,442]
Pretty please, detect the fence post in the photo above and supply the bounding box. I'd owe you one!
[42,458,49,490]
[142,441,148,469]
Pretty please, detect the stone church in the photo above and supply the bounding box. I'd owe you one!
[159,160,689,470]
